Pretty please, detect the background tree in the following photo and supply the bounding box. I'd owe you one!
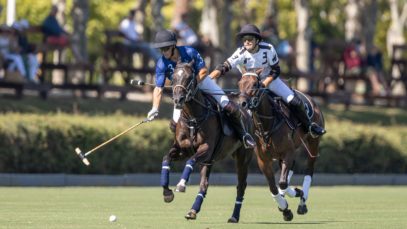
[295,0,311,72]
[386,0,406,57]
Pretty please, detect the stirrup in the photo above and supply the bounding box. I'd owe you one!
[242,134,256,149]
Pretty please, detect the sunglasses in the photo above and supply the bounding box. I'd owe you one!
[160,46,171,52]
[242,35,255,42]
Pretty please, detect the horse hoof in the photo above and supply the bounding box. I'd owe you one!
[185,210,197,220]
[227,216,239,223]
[175,184,186,192]
[297,204,308,215]
[163,188,174,203]
[279,208,294,221]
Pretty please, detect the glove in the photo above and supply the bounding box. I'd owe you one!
[147,107,159,121]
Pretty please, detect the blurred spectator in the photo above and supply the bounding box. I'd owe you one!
[343,41,362,76]
[0,26,26,80]
[366,46,390,95]
[118,9,160,61]
[172,13,200,48]
[12,20,39,83]
[41,5,83,62]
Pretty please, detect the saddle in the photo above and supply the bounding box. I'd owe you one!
[178,91,237,165]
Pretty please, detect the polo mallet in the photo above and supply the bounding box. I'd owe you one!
[74,118,153,166]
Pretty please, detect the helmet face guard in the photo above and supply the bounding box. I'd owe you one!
[153,30,177,48]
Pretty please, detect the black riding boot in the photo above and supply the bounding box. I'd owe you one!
[289,95,326,138]
[224,101,256,149]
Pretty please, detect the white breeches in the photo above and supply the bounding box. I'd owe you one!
[172,76,229,122]
[5,53,26,77]
[198,76,229,107]
[266,77,294,104]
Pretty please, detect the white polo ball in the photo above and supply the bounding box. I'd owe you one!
[109,215,117,222]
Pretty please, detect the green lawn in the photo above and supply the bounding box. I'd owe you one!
[0,186,406,229]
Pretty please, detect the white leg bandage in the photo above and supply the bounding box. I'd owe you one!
[173,107,181,122]
[267,78,294,103]
[302,175,312,201]
[198,77,229,108]
[287,170,294,183]
[271,193,288,210]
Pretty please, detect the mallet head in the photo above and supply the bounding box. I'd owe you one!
[75,147,90,166]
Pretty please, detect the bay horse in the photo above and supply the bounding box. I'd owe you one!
[237,69,325,221]
[160,60,253,222]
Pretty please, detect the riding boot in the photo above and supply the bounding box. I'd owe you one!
[289,95,326,137]
[223,101,256,149]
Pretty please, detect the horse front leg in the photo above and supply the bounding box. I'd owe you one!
[256,155,291,221]
[228,148,251,223]
[161,153,174,203]
[175,158,196,192]
[161,143,188,203]
[277,160,294,221]
[278,160,298,198]
[185,164,212,220]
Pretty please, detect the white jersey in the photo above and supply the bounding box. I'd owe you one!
[226,41,279,79]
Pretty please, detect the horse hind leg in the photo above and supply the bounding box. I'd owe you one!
[297,138,318,215]
[228,148,251,223]
[176,158,196,192]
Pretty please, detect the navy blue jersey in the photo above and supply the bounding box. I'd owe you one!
[155,46,205,87]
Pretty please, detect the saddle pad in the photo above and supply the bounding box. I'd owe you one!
[294,90,314,119]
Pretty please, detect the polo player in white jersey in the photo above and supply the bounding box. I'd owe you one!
[209,24,326,137]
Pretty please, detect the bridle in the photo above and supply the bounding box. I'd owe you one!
[173,64,198,103]
[240,72,266,110]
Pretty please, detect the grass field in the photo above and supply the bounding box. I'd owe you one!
[0,186,406,229]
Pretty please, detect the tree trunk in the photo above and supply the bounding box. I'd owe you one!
[387,0,407,95]
[151,0,164,34]
[295,0,311,73]
[51,0,66,85]
[345,0,362,42]
[72,0,88,61]
[386,0,406,57]
[200,0,220,46]
[70,0,89,84]
[360,0,378,51]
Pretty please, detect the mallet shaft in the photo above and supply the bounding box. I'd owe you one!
[84,119,148,157]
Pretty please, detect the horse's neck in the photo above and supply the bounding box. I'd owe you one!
[255,96,275,125]
[183,90,206,119]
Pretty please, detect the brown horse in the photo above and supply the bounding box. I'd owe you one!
[237,69,325,221]
[160,61,253,222]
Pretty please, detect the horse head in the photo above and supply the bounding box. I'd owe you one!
[237,67,264,110]
[172,60,196,109]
